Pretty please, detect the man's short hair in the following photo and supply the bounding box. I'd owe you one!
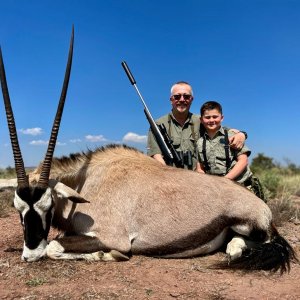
[170,81,193,96]
[200,101,223,116]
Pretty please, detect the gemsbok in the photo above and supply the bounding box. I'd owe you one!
[0,29,297,274]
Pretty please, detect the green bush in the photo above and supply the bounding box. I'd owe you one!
[251,153,276,174]
[0,167,16,179]
[250,154,300,225]
[259,170,281,199]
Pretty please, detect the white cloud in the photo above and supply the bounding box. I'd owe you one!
[122,132,147,144]
[56,142,66,146]
[70,138,82,143]
[29,140,66,146]
[19,127,43,136]
[85,135,108,142]
[30,140,48,146]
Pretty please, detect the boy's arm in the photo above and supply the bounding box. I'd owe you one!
[225,153,248,180]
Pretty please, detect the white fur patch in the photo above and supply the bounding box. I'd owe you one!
[34,188,53,230]
[226,237,246,260]
[230,224,251,236]
[47,240,65,259]
[14,192,30,221]
[22,239,48,262]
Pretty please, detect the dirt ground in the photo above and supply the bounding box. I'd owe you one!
[0,190,299,300]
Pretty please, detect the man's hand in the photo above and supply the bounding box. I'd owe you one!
[195,162,205,173]
[152,154,167,165]
[229,131,246,150]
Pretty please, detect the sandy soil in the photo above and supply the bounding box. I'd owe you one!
[0,190,299,300]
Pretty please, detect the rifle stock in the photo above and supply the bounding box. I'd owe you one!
[157,124,183,168]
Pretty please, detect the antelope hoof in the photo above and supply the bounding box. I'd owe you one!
[110,250,129,261]
[97,250,129,262]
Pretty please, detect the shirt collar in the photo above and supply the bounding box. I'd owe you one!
[169,112,193,126]
[204,126,225,138]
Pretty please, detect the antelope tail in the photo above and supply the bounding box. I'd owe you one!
[229,224,297,274]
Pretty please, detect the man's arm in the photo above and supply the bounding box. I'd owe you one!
[147,129,166,164]
[228,129,247,150]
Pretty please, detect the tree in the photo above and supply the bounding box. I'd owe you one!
[251,153,276,173]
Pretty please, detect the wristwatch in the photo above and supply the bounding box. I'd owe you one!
[240,131,248,140]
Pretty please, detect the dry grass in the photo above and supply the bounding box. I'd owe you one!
[0,188,14,217]
[279,174,300,197]
[267,175,300,226]
[268,196,300,226]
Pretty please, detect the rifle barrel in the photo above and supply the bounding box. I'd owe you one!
[121,61,174,162]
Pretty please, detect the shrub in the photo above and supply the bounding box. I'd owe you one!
[259,170,281,199]
[251,153,276,174]
[268,196,299,226]
[264,174,300,226]
[0,167,16,179]
[0,189,14,217]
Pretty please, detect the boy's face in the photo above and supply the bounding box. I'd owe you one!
[200,109,224,132]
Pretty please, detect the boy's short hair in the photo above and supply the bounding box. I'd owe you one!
[200,101,223,116]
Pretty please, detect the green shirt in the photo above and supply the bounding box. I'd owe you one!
[147,112,200,170]
[197,126,252,183]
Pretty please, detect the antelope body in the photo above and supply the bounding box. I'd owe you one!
[36,145,274,262]
[0,29,296,273]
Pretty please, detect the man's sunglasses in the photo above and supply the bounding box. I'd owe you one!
[172,94,192,101]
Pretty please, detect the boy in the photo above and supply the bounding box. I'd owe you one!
[196,101,265,201]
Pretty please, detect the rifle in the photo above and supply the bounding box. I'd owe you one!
[121,61,183,167]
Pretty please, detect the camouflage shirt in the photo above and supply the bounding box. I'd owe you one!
[197,126,252,184]
[147,112,200,170]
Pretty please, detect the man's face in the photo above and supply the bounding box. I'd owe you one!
[200,109,224,132]
[170,84,193,114]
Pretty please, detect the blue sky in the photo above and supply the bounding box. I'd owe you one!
[0,0,300,167]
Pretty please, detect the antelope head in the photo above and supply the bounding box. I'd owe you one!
[0,27,86,262]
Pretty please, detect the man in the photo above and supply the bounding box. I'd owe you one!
[147,81,247,170]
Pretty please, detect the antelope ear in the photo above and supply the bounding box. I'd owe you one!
[49,179,90,203]
[0,178,18,190]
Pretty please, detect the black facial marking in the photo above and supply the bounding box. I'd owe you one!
[17,186,47,206]
[24,207,48,249]
[16,186,53,249]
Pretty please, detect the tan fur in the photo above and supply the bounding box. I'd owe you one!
[31,145,272,257]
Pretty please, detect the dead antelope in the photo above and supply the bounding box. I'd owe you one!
[0,31,296,274]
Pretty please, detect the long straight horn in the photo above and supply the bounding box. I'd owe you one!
[0,47,29,188]
[38,27,74,188]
